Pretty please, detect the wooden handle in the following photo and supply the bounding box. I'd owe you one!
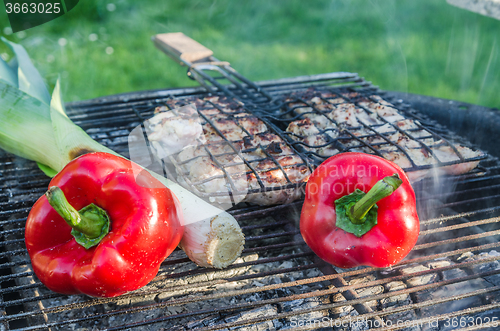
[152,32,214,63]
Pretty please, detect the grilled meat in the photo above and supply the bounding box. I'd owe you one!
[146,104,203,158]
[149,96,311,207]
[285,90,483,182]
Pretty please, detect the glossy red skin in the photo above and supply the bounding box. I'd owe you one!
[300,153,419,268]
[25,153,183,297]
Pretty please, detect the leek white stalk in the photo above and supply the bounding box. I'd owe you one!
[0,39,244,269]
[179,211,245,269]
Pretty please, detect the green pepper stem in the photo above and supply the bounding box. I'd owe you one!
[348,174,403,223]
[46,186,108,240]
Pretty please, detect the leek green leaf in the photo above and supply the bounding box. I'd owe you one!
[0,80,61,171]
[36,162,58,177]
[1,37,51,105]
[0,57,17,87]
[51,78,68,118]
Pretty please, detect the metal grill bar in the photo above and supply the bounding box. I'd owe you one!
[420,216,500,235]
[437,194,500,210]
[1,74,500,330]
[188,62,274,104]
[414,229,500,250]
[419,183,500,203]
[316,258,386,327]
[106,265,500,331]
[3,234,500,312]
[374,302,500,331]
[290,292,500,331]
[5,254,500,330]
[2,224,499,328]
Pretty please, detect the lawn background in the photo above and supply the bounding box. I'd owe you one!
[0,0,499,108]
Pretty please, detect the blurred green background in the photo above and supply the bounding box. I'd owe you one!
[0,0,499,108]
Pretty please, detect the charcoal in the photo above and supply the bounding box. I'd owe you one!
[382,282,419,329]
[349,274,384,309]
[386,311,423,331]
[400,259,491,326]
[280,297,331,328]
[185,314,223,329]
[381,281,410,308]
[400,264,440,287]
[154,253,259,301]
[223,304,280,330]
[333,309,369,331]
[418,279,490,319]
[464,308,500,331]
[462,250,500,287]
[427,259,465,281]
[331,292,355,317]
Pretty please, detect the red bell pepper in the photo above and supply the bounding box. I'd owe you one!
[300,152,419,268]
[25,152,183,297]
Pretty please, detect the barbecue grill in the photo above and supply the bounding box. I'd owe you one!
[1,34,500,331]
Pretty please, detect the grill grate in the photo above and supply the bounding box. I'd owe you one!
[0,75,500,330]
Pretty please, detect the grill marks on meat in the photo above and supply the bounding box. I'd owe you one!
[284,91,483,182]
[151,96,310,206]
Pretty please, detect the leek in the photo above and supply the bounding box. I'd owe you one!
[0,39,244,269]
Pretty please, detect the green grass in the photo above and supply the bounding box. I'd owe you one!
[0,0,499,108]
